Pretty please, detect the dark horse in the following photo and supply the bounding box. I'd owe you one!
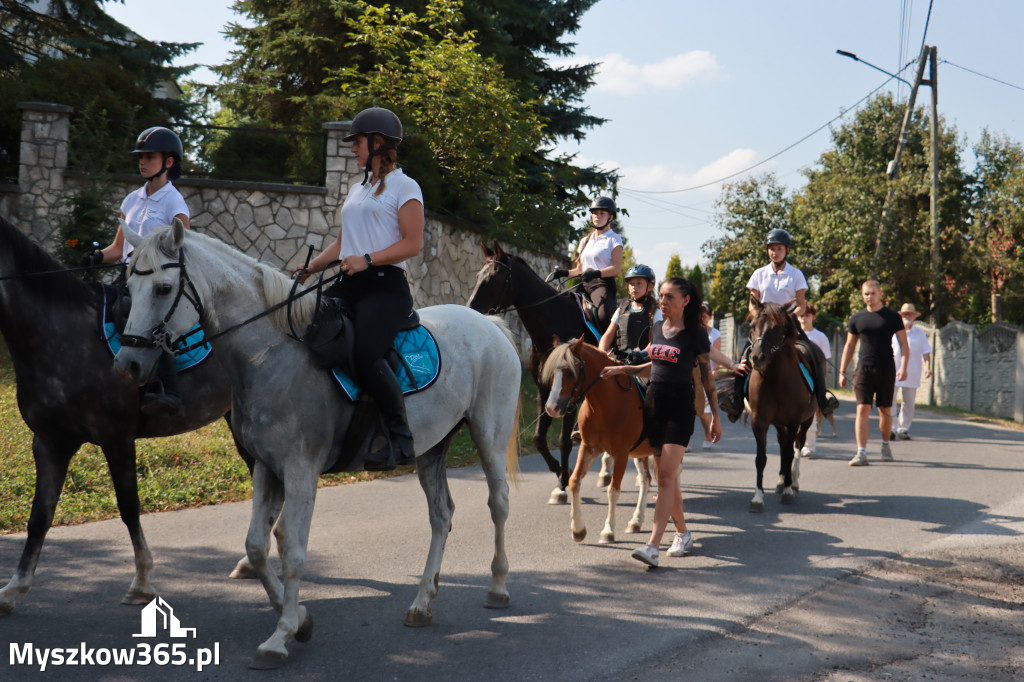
[468,244,604,504]
[0,215,239,615]
[745,299,816,512]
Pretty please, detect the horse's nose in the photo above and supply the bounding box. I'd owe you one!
[113,355,143,385]
[545,402,565,418]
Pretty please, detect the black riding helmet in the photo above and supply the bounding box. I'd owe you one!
[343,107,403,184]
[133,126,183,181]
[765,228,792,248]
[590,196,617,216]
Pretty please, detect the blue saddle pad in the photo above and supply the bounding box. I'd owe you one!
[104,322,212,371]
[331,325,441,402]
[572,293,603,344]
[743,361,814,395]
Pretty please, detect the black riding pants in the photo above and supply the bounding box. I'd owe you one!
[583,277,617,332]
[325,266,413,387]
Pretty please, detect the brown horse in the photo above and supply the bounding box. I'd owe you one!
[541,338,652,543]
[746,300,815,512]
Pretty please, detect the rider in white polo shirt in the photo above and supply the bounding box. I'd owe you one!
[723,228,836,422]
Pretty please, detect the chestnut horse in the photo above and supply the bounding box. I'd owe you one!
[745,300,815,512]
[541,338,652,543]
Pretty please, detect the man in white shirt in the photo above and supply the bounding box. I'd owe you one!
[891,303,933,439]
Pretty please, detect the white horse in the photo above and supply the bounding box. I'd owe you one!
[112,220,521,669]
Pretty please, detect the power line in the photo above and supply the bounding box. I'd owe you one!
[941,59,1024,93]
[620,76,899,195]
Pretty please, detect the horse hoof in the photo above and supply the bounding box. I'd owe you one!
[572,527,587,542]
[781,492,797,505]
[749,502,765,513]
[121,589,156,606]
[596,473,611,488]
[229,565,258,580]
[295,610,314,642]
[484,591,511,609]
[249,650,288,670]
[599,531,615,544]
[0,601,13,617]
[548,489,568,505]
[404,608,433,627]
[625,522,642,534]
[774,484,785,494]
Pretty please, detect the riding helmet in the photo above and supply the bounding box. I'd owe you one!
[765,228,792,248]
[589,196,617,216]
[624,263,656,282]
[342,107,403,145]
[132,127,184,162]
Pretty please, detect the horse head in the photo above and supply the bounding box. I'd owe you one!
[541,337,585,418]
[749,301,798,373]
[467,243,516,314]
[113,219,203,386]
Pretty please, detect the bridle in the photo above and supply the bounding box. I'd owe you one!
[750,316,790,369]
[478,256,581,315]
[118,247,204,354]
[555,350,632,414]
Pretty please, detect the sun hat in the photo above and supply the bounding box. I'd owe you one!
[899,303,921,318]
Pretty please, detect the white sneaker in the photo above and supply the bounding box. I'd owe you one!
[631,542,659,567]
[702,440,713,450]
[666,531,693,557]
[897,430,911,441]
[849,451,869,466]
[880,442,894,462]
[800,446,815,458]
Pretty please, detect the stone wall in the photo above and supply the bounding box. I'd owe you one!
[10,102,563,360]
[719,314,1024,423]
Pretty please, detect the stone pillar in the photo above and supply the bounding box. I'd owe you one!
[17,101,74,246]
[1016,328,1024,424]
[315,121,360,248]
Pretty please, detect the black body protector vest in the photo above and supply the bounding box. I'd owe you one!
[615,296,657,353]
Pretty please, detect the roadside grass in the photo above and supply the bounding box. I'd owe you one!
[831,388,1024,432]
[0,338,545,533]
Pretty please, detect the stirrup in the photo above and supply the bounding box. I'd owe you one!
[821,391,840,416]
[720,394,743,423]
[140,380,184,417]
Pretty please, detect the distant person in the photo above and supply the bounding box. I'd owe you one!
[839,280,909,466]
[796,303,832,458]
[698,302,722,450]
[598,263,658,361]
[891,303,933,440]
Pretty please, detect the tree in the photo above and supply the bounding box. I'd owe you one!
[215,0,613,250]
[702,173,793,319]
[686,264,705,300]
[970,130,1024,323]
[664,254,684,280]
[792,94,970,322]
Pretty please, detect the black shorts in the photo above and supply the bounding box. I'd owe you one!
[853,364,896,407]
[643,382,696,450]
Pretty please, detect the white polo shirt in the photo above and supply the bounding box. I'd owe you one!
[746,262,808,305]
[339,169,423,270]
[120,182,190,261]
[893,324,933,388]
[576,228,623,272]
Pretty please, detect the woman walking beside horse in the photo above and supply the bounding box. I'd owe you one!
[601,277,720,567]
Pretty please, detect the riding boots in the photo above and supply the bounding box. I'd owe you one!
[722,345,751,423]
[363,358,416,471]
[141,352,184,417]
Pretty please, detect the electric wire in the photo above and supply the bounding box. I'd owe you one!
[941,60,1024,93]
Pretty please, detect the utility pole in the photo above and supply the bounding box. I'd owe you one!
[874,44,941,324]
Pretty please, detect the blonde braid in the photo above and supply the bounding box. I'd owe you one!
[372,135,399,197]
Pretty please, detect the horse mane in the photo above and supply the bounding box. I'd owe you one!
[0,215,94,308]
[540,340,581,385]
[507,252,557,292]
[131,226,317,331]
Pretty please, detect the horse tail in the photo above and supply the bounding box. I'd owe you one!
[506,396,522,489]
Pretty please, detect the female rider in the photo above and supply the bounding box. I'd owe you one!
[598,263,658,361]
[83,126,191,416]
[601,277,720,567]
[549,196,623,333]
[295,107,424,471]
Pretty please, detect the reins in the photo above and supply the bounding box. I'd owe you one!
[560,349,633,414]
[482,257,583,315]
[0,262,123,280]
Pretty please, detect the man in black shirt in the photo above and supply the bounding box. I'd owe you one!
[838,280,909,466]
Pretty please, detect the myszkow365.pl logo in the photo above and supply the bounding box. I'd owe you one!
[7,596,220,673]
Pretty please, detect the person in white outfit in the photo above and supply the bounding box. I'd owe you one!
[891,303,932,440]
[797,303,831,457]
[698,302,722,449]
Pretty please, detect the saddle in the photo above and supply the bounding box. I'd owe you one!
[570,292,603,343]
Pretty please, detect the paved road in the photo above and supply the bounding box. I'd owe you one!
[1,407,1022,680]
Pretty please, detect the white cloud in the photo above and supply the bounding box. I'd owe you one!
[553,50,724,96]
[615,148,763,194]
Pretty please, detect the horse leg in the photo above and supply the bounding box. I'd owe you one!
[251,465,317,669]
[406,436,456,626]
[474,428,513,611]
[245,462,286,610]
[600,454,629,544]
[226,417,264,580]
[557,408,576,494]
[101,440,157,605]
[596,452,614,489]
[568,444,599,542]
[535,408,567,505]
[774,426,797,504]
[625,457,650,534]
[750,425,768,513]
[0,435,74,616]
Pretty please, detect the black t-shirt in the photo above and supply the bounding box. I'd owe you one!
[648,320,710,385]
[847,306,903,367]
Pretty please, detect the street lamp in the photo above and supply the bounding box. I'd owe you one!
[836,50,912,88]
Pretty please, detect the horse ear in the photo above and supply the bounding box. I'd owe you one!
[749,292,762,312]
[171,218,185,249]
[121,218,141,248]
[552,334,562,347]
[493,243,505,258]
[482,243,494,258]
[571,336,584,350]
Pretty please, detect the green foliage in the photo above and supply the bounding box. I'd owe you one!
[664,254,684,280]
[702,173,793,319]
[687,264,705,300]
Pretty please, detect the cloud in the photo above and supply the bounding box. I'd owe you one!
[615,148,763,194]
[555,51,725,96]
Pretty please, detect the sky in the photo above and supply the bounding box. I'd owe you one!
[104,1,1024,280]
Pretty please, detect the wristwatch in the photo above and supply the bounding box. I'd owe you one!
[363,253,373,267]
